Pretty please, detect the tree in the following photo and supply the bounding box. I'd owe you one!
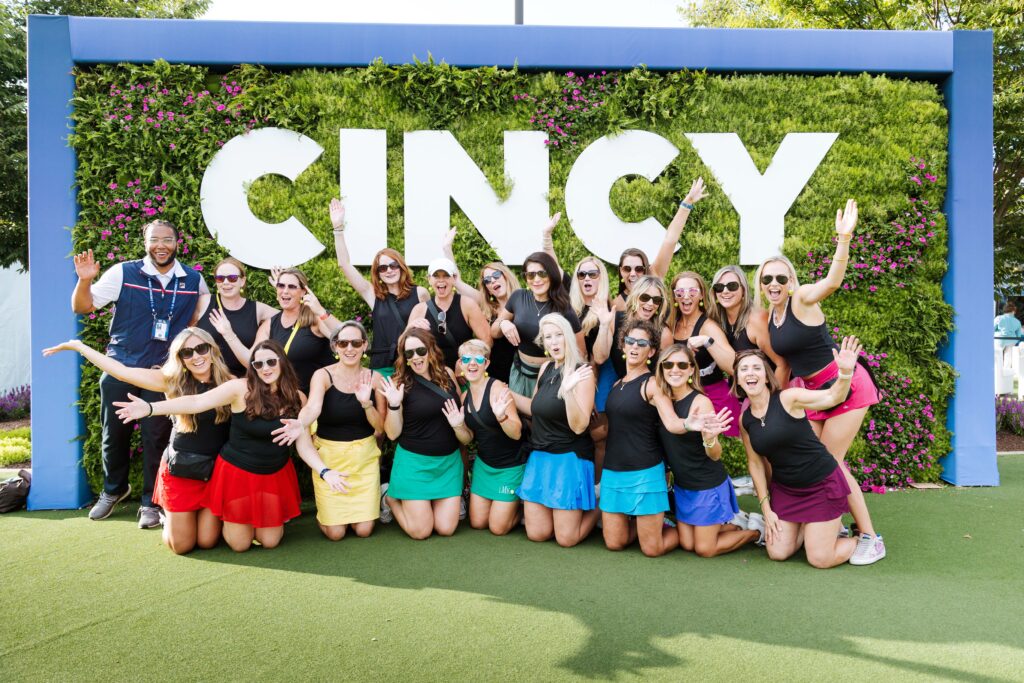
[681,0,1024,286]
[0,0,210,270]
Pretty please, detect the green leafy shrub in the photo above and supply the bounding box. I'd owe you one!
[69,62,950,493]
[0,426,30,467]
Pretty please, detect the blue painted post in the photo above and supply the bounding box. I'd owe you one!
[939,30,998,485]
[27,16,91,509]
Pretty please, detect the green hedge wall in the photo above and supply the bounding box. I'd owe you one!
[69,61,951,494]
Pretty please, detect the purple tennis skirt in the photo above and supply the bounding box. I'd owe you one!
[769,465,851,524]
[672,478,739,527]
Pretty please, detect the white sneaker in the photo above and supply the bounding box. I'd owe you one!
[746,513,766,546]
[379,483,393,524]
[838,524,852,538]
[727,510,750,529]
[849,533,886,565]
[731,476,755,496]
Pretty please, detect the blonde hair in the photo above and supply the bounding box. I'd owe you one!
[569,256,611,338]
[458,339,491,359]
[624,275,672,330]
[477,262,520,320]
[162,328,234,432]
[536,313,587,399]
[276,267,320,329]
[753,255,800,309]
[654,343,704,398]
[708,265,753,336]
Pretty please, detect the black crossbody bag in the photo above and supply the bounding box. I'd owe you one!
[166,447,216,481]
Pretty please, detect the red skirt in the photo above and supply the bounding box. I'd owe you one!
[204,456,302,528]
[153,458,209,513]
[769,466,851,524]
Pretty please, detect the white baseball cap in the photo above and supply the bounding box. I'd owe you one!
[427,257,458,277]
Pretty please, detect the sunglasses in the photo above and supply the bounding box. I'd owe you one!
[404,347,428,360]
[460,355,487,366]
[661,360,692,370]
[712,281,741,293]
[620,265,646,274]
[674,287,701,297]
[436,309,448,336]
[760,274,790,285]
[377,262,401,273]
[215,274,241,283]
[576,269,600,281]
[251,358,279,370]
[275,282,301,291]
[638,293,664,306]
[178,343,211,360]
[334,339,365,349]
[482,271,504,285]
[623,336,652,348]
[524,270,549,281]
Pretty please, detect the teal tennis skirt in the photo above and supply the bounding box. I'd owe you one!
[471,458,525,503]
[388,445,463,501]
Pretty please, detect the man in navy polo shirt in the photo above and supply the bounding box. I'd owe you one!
[71,219,209,528]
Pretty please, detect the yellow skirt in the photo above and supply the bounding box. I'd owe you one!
[312,434,381,526]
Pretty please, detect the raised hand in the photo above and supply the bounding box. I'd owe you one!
[381,377,405,407]
[442,227,458,257]
[687,407,733,434]
[499,319,521,346]
[833,335,863,375]
[208,308,235,338]
[323,469,350,494]
[271,418,305,446]
[490,385,514,420]
[112,393,150,423]
[563,364,594,392]
[268,266,283,288]
[698,407,729,441]
[441,399,465,428]
[543,211,562,237]
[593,298,614,327]
[42,339,85,357]
[683,177,709,206]
[301,289,326,317]
[354,369,374,405]
[74,250,101,281]
[329,198,346,231]
[835,199,858,237]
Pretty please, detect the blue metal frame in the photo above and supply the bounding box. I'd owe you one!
[26,16,995,508]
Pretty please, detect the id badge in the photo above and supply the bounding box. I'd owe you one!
[152,318,170,342]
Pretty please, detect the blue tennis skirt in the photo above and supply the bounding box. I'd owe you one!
[517,450,596,511]
[594,361,619,413]
[599,462,670,516]
[673,478,740,527]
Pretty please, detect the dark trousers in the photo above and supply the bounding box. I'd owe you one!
[99,373,171,507]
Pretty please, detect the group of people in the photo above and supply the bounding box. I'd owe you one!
[49,180,887,567]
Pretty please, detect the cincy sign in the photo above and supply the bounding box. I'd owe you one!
[200,127,838,269]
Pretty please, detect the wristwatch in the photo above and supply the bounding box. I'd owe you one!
[318,467,330,480]
[704,337,715,348]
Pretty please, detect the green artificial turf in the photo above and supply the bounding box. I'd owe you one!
[2,457,1023,682]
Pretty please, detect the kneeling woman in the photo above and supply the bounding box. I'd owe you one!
[274,321,386,541]
[514,313,598,547]
[737,338,880,567]
[381,328,471,539]
[656,343,757,557]
[43,329,233,555]
[459,339,526,535]
[114,340,348,552]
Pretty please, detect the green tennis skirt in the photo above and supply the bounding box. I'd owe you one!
[470,458,525,503]
[388,445,463,501]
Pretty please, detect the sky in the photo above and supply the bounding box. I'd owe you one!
[200,0,688,27]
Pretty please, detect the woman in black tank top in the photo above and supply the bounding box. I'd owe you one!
[194,257,277,378]
[600,320,678,557]
[735,338,885,567]
[407,258,491,369]
[380,328,473,540]
[272,321,387,542]
[655,343,757,558]
[113,340,352,553]
[707,265,784,372]
[44,327,234,555]
[458,339,526,536]
[756,200,882,549]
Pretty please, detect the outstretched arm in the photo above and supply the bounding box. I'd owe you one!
[783,336,861,413]
[541,212,563,274]
[42,339,165,392]
[651,178,708,278]
[442,228,482,302]
[797,199,857,306]
[330,198,376,309]
[113,378,246,421]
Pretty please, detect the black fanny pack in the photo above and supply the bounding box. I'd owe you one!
[166,447,216,481]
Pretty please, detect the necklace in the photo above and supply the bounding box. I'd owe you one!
[771,305,786,328]
[533,296,550,318]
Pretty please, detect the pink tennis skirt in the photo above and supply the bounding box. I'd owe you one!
[791,360,879,421]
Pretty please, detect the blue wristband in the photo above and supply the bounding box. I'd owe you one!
[680,201,695,210]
